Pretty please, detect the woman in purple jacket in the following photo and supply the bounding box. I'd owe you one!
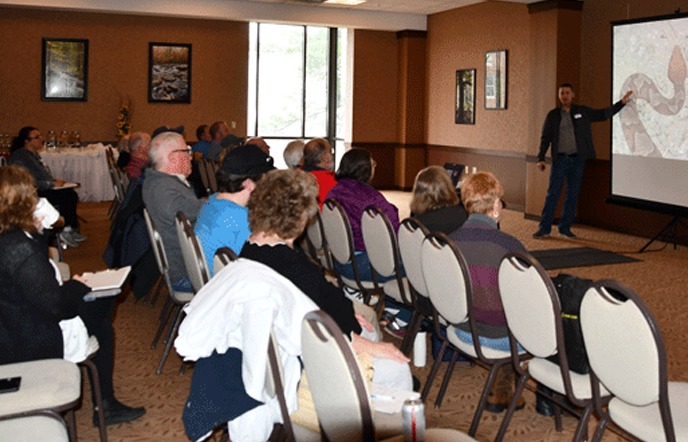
[325,148,400,282]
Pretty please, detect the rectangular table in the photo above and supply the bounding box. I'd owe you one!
[41,144,116,202]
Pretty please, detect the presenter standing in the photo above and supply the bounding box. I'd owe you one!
[533,84,633,239]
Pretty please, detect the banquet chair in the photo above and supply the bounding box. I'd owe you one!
[304,210,337,276]
[361,206,416,355]
[143,208,194,375]
[580,280,688,442]
[495,251,606,442]
[420,232,516,437]
[321,198,379,307]
[301,310,478,442]
[104,147,125,221]
[397,218,436,357]
[213,246,238,274]
[0,410,69,442]
[0,359,81,442]
[205,159,219,194]
[175,211,211,293]
[196,159,211,195]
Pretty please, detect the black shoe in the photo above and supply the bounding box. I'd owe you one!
[535,386,556,417]
[94,398,146,426]
[558,230,577,239]
[532,230,550,239]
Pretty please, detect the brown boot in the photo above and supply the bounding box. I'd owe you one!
[485,365,525,413]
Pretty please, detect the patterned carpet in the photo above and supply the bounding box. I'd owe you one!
[63,197,688,441]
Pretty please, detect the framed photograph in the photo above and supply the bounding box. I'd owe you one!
[455,69,476,124]
[485,50,507,109]
[42,38,88,101]
[148,43,192,103]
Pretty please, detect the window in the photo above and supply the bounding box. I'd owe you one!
[248,23,348,169]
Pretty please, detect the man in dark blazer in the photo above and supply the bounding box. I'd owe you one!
[533,84,632,239]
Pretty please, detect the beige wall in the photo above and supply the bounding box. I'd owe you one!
[0,7,249,143]
[425,1,531,153]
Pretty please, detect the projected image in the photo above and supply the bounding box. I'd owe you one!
[613,18,688,160]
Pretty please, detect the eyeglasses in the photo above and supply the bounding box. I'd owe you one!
[27,134,43,141]
[172,149,191,157]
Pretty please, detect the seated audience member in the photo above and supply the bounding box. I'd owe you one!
[283,139,305,170]
[448,171,526,412]
[0,165,146,426]
[191,124,212,162]
[302,138,337,208]
[325,148,399,282]
[206,121,231,161]
[241,169,412,390]
[142,132,203,292]
[151,124,184,139]
[245,137,270,156]
[410,165,467,235]
[124,132,152,180]
[8,126,85,247]
[195,144,275,275]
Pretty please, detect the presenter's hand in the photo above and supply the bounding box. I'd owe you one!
[621,90,633,104]
[537,161,546,172]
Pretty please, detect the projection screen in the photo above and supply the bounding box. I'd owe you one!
[611,13,688,215]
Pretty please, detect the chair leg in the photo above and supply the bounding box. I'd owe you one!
[468,362,504,437]
[156,306,185,375]
[65,409,77,442]
[434,350,459,409]
[162,304,181,345]
[149,277,165,308]
[591,413,610,442]
[494,372,529,442]
[399,310,422,357]
[572,404,593,442]
[81,358,108,442]
[553,399,563,432]
[421,341,447,402]
[151,298,174,349]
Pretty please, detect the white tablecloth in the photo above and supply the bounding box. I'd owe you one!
[41,144,115,202]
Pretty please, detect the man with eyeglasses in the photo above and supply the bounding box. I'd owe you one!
[142,132,203,292]
[8,126,84,246]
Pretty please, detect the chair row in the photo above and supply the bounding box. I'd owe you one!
[418,231,686,442]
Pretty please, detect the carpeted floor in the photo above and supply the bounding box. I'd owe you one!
[63,196,688,441]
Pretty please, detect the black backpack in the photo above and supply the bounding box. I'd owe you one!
[546,273,592,375]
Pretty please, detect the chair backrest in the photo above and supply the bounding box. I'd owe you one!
[0,156,7,167]
[143,208,168,279]
[305,210,336,273]
[498,251,560,359]
[265,330,295,441]
[581,280,667,408]
[301,310,375,442]
[205,159,219,194]
[213,246,238,274]
[196,159,211,194]
[321,199,355,266]
[398,217,430,298]
[175,211,211,292]
[105,147,124,203]
[361,206,399,278]
[420,232,472,325]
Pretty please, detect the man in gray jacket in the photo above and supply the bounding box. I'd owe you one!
[143,131,203,291]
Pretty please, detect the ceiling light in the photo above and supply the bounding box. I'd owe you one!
[324,0,367,5]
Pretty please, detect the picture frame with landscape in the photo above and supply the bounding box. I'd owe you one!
[148,43,192,103]
[455,69,476,124]
[41,38,88,101]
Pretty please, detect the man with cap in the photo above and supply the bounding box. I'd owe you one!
[206,121,231,161]
[194,144,275,275]
[151,125,184,139]
[143,131,203,292]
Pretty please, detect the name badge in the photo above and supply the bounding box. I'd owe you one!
[574,113,582,119]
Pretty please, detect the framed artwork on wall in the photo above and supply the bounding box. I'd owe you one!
[485,50,507,109]
[41,38,88,101]
[148,43,192,103]
[455,69,476,124]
